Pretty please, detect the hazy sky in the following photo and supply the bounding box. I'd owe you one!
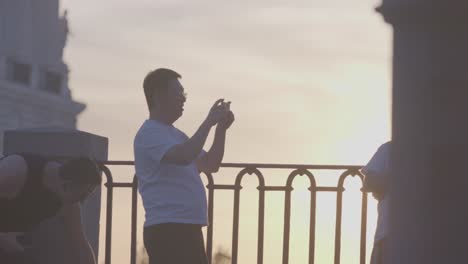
[60,0,392,263]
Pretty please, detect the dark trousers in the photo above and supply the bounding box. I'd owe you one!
[144,223,208,264]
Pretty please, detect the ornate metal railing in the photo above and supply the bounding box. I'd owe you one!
[100,161,367,264]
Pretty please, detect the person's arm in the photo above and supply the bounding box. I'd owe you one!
[361,142,391,201]
[61,203,96,264]
[363,170,388,200]
[162,99,228,165]
[162,120,212,165]
[197,111,235,173]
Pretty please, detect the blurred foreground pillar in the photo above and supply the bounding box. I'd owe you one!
[3,127,108,264]
[377,1,468,263]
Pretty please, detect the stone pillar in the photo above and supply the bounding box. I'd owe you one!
[377,1,468,263]
[0,56,5,80]
[31,64,41,90]
[3,127,108,264]
[0,0,4,53]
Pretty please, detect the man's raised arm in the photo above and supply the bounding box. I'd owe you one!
[162,99,228,165]
[197,108,235,173]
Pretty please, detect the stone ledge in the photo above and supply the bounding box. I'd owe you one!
[3,126,108,161]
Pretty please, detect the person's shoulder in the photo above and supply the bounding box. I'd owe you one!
[173,126,189,139]
[378,141,391,153]
[381,141,391,148]
[362,141,390,173]
[134,120,158,142]
[134,120,174,147]
[137,120,169,135]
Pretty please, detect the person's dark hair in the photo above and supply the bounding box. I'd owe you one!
[59,157,101,185]
[143,68,181,109]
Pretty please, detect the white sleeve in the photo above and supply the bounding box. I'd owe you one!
[176,128,206,159]
[143,128,178,165]
[362,143,389,176]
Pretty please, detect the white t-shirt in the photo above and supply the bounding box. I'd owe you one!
[133,119,208,227]
[362,142,391,242]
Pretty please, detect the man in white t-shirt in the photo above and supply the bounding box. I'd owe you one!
[134,68,234,264]
[361,141,391,264]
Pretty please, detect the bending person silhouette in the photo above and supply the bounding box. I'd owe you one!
[134,68,234,264]
[362,141,391,264]
[0,154,101,263]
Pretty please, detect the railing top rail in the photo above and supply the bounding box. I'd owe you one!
[221,163,363,170]
[101,160,363,170]
[102,161,135,166]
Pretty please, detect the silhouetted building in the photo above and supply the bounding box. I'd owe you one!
[0,0,85,151]
[0,1,101,263]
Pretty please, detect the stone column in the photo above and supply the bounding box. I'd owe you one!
[377,1,468,263]
[3,127,108,264]
[0,55,6,80]
[31,64,41,90]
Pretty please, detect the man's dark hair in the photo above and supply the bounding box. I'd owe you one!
[143,68,181,109]
[60,157,101,185]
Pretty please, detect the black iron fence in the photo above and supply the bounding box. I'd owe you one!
[100,161,367,264]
